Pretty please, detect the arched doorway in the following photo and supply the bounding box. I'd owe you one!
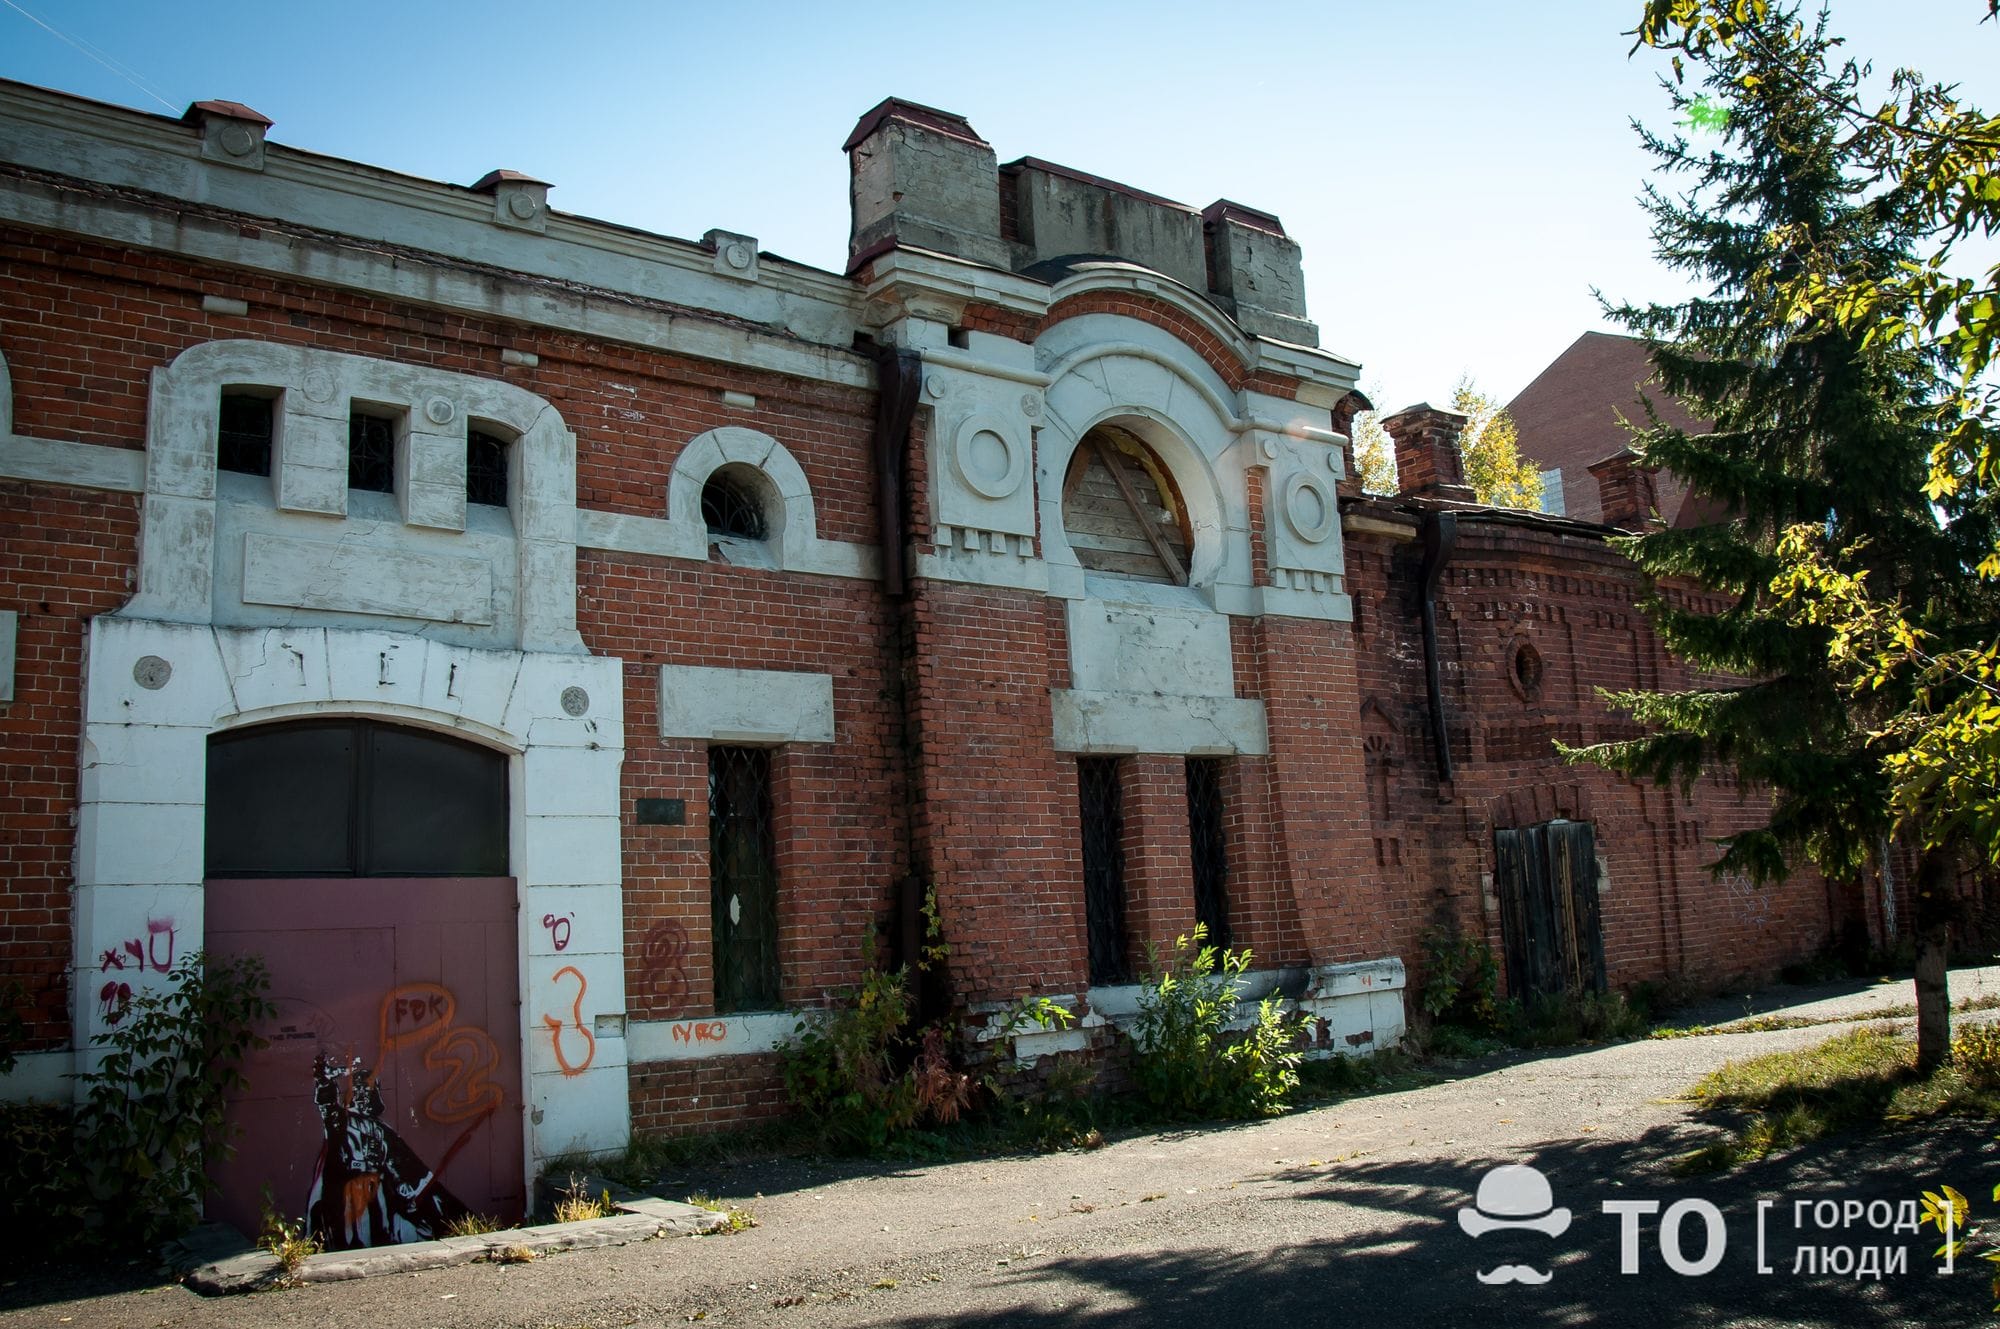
[202,718,523,1248]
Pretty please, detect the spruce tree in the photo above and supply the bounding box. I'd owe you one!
[1570,5,1986,1068]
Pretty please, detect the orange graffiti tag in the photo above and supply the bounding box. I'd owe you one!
[379,982,456,1053]
[670,1021,728,1044]
[543,965,595,1076]
[421,1024,505,1124]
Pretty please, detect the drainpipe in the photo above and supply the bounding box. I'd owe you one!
[1418,510,1458,784]
[867,340,939,1013]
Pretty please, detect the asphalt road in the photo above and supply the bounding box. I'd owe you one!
[5,968,1997,1329]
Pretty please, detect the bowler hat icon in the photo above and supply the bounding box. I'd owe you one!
[1458,1164,1571,1238]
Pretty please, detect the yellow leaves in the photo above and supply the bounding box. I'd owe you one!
[1920,1184,1969,1233]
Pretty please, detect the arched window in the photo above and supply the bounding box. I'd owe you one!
[205,719,508,877]
[701,464,770,542]
[1061,425,1192,585]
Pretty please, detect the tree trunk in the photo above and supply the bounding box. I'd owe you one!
[1912,849,1953,1075]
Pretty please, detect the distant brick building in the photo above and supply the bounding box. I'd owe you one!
[1508,330,1713,526]
[0,85,1870,1237]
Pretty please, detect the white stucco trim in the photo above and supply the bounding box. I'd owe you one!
[74,616,631,1174]
[656,664,836,744]
[0,348,148,493]
[1050,688,1269,757]
[662,426,868,578]
[128,340,584,654]
[627,1010,797,1064]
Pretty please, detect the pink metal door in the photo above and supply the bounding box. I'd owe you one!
[205,877,522,1246]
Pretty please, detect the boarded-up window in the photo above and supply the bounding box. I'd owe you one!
[1062,426,1192,585]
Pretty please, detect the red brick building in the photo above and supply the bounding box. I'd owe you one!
[0,85,1865,1235]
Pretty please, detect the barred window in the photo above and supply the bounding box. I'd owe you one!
[348,410,396,494]
[467,428,509,508]
[1078,757,1130,985]
[1185,758,1231,947]
[217,392,273,477]
[702,466,768,541]
[709,745,780,1012]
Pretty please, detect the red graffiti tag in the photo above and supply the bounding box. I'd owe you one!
[98,917,177,975]
[540,913,574,952]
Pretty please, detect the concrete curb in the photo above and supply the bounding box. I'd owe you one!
[172,1186,730,1296]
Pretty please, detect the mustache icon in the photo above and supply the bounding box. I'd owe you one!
[1476,1264,1553,1286]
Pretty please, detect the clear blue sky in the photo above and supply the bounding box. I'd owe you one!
[5,1,1996,412]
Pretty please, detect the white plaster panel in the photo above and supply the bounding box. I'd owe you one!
[83,618,236,733]
[211,625,330,714]
[1368,989,1409,1046]
[411,638,527,728]
[320,629,440,713]
[502,653,623,748]
[522,882,622,959]
[626,1011,796,1063]
[1065,599,1235,699]
[0,608,13,703]
[1051,688,1269,756]
[524,949,628,1076]
[240,531,494,625]
[78,723,209,805]
[74,802,204,886]
[1308,956,1406,1000]
[73,882,205,1043]
[657,665,835,744]
[926,357,1039,541]
[132,493,216,622]
[274,408,347,516]
[529,1066,631,1160]
[0,1050,71,1105]
[521,745,623,817]
[518,814,622,888]
[517,537,581,653]
[0,433,146,492]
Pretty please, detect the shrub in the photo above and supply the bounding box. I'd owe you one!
[1951,1021,2000,1088]
[74,951,275,1247]
[1128,925,1304,1120]
[1417,924,1498,1029]
[782,961,920,1153]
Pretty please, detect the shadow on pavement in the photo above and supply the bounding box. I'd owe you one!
[894,1119,1995,1329]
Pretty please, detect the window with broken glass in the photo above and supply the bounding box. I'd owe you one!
[1078,757,1131,985]
[1185,757,1231,947]
[709,745,780,1012]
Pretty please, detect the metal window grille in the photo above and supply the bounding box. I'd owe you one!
[217,392,273,477]
[466,428,509,507]
[709,745,780,1012]
[701,470,767,539]
[1185,757,1231,947]
[348,411,396,493]
[1078,757,1130,985]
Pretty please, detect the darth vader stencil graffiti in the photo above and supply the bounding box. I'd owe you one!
[306,1055,470,1249]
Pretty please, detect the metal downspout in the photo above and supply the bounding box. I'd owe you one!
[1418,510,1459,783]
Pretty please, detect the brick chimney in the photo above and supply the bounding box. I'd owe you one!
[1382,403,1473,502]
[1587,450,1661,530]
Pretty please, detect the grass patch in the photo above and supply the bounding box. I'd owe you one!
[443,1212,505,1237]
[549,1175,617,1224]
[1675,1025,2000,1174]
[1651,991,2000,1040]
[685,1194,758,1233]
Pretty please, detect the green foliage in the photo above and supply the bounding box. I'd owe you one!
[1451,378,1542,510]
[0,1100,84,1252]
[1351,408,1398,495]
[1676,1024,2000,1174]
[1496,990,1650,1048]
[1952,1021,2000,1089]
[1417,924,1499,1027]
[74,951,274,1247]
[1127,925,1304,1120]
[259,1184,320,1273]
[1567,3,1989,905]
[782,960,919,1153]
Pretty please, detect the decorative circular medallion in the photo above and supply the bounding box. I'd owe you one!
[723,242,753,271]
[1282,471,1337,544]
[560,686,590,717]
[424,396,457,426]
[1019,393,1042,421]
[507,191,540,220]
[950,414,1026,500]
[300,369,336,405]
[1261,438,1279,460]
[924,375,948,400]
[133,656,172,690]
[218,124,255,158]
